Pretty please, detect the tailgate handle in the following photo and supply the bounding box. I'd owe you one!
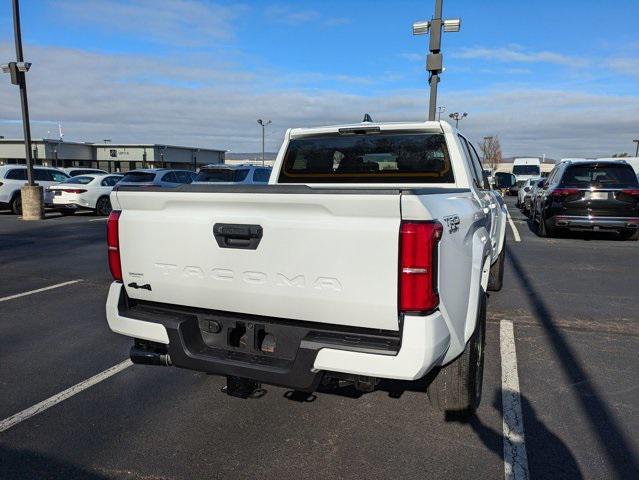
[213,223,263,250]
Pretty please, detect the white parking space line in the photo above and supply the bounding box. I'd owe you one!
[0,359,133,433]
[88,217,108,222]
[500,320,530,480]
[0,279,83,303]
[506,209,521,242]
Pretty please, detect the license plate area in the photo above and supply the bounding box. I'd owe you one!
[587,191,608,200]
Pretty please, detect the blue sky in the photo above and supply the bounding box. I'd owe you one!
[1,0,638,157]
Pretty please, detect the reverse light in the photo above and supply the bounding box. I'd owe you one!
[107,210,122,281]
[551,188,580,198]
[399,221,443,314]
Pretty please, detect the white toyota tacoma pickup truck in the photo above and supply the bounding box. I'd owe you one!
[106,120,507,413]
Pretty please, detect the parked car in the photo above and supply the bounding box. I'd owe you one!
[526,178,546,215]
[60,167,108,177]
[49,173,123,216]
[532,159,639,239]
[117,169,197,188]
[106,120,509,415]
[517,177,543,213]
[0,165,70,215]
[194,164,272,184]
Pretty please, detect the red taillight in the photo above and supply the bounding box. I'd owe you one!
[620,189,639,198]
[399,221,443,314]
[61,189,87,194]
[107,210,122,281]
[551,188,580,198]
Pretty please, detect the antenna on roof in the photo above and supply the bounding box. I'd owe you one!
[58,122,64,141]
[362,113,373,123]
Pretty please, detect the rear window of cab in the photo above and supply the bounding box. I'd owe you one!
[278,133,454,184]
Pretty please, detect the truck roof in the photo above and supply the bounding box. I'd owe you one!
[289,120,450,139]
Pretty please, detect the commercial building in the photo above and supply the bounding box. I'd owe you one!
[0,139,225,172]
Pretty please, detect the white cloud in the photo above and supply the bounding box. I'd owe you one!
[0,43,637,158]
[265,5,350,27]
[453,45,590,68]
[55,0,246,46]
[607,58,639,78]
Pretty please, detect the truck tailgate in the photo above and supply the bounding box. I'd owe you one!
[115,188,402,331]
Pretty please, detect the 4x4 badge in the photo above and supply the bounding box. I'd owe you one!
[443,215,460,234]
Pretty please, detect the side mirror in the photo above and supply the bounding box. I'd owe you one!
[494,172,516,189]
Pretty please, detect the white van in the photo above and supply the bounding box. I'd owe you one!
[511,157,541,193]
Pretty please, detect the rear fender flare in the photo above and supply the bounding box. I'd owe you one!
[463,227,492,344]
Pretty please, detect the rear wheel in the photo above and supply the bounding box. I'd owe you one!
[428,289,486,415]
[537,214,554,238]
[488,246,505,292]
[619,230,639,241]
[10,195,22,215]
[95,196,112,216]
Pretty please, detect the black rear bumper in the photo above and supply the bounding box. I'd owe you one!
[118,290,400,392]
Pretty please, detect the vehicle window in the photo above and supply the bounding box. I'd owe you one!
[512,165,541,176]
[121,172,156,183]
[189,171,198,181]
[458,136,482,189]
[235,169,250,182]
[101,176,122,187]
[161,172,179,183]
[50,170,70,182]
[196,168,250,182]
[253,168,271,183]
[65,176,94,185]
[560,164,639,188]
[467,140,488,189]
[279,133,453,184]
[6,169,27,180]
[33,170,51,181]
[175,171,192,184]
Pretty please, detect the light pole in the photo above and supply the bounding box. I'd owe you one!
[412,0,461,121]
[449,112,467,128]
[634,139,639,157]
[1,0,41,219]
[257,119,271,167]
[437,105,446,121]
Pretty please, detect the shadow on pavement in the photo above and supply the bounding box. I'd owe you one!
[507,246,639,476]
[447,390,583,479]
[0,445,108,480]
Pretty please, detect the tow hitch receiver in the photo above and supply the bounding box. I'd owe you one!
[223,375,262,399]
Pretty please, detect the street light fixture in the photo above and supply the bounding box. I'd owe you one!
[449,112,468,128]
[257,119,272,167]
[412,0,462,121]
[437,105,446,121]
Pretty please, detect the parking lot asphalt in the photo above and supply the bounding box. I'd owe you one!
[0,199,637,480]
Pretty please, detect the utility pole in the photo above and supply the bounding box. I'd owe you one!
[634,139,639,157]
[1,0,41,219]
[412,0,461,121]
[257,119,271,167]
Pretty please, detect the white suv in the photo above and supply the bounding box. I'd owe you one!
[0,166,70,215]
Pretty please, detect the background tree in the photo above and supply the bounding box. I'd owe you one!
[479,135,503,171]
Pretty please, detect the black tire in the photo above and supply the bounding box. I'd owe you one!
[95,196,112,216]
[488,247,505,292]
[10,194,22,215]
[537,214,554,238]
[428,289,486,415]
[619,230,639,241]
